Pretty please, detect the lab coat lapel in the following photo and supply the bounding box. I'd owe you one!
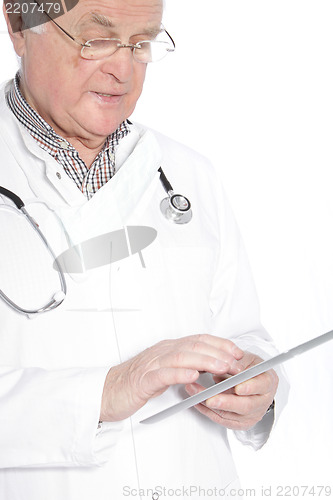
[90,129,162,223]
[55,129,162,243]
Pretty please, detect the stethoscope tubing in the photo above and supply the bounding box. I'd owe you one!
[0,186,67,315]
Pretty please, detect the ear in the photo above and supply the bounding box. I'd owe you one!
[3,2,27,57]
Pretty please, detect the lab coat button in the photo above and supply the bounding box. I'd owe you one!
[56,172,61,180]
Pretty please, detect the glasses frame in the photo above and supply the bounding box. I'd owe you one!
[33,1,175,63]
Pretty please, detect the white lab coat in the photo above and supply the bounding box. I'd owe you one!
[0,79,288,500]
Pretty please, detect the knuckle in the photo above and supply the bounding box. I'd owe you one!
[190,340,204,352]
[173,350,186,366]
[156,339,172,350]
[221,338,235,351]
[194,333,210,343]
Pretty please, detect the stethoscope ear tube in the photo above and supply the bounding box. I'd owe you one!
[0,186,25,210]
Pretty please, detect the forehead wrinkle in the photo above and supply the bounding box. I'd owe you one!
[77,12,114,30]
[75,9,162,34]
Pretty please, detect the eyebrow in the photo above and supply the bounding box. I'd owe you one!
[90,13,113,28]
[79,12,162,37]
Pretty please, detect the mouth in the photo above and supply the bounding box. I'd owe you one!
[90,91,125,104]
[96,92,117,97]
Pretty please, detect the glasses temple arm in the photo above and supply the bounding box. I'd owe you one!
[32,0,85,47]
[164,28,176,49]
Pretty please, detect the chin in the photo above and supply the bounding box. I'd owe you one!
[96,112,128,134]
[97,123,124,136]
[83,118,124,137]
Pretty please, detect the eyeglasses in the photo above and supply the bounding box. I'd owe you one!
[34,2,175,63]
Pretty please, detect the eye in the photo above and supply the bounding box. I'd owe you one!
[82,32,107,42]
[131,31,161,44]
[130,36,150,45]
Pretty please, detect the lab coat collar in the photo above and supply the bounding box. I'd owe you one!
[0,80,84,207]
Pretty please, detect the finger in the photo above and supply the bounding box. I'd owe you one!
[205,393,266,416]
[182,340,245,373]
[184,382,238,404]
[185,381,207,396]
[179,334,244,360]
[185,384,266,430]
[212,371,245,386]
[185,382,240,405]
[192,402,229,425]
[186,383,263,416]
[185,383,232,421]
[143,367,199,398]
[160,350,239,376]
[190,402,256,431]
[235,370,278,396]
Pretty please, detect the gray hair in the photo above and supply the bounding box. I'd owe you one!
[28,24,46,34]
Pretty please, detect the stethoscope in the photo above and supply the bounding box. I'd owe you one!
[158,167,192,224]
[0,185,67,316]
[0,170,192,316]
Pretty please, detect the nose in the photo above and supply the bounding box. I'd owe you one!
[100,46,135,82]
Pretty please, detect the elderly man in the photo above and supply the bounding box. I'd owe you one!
[0,0,288,499]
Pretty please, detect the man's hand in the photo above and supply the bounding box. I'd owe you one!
[185,351,279,430]
[100,334,244,422]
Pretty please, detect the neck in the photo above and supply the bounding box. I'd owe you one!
[64,136,107,168]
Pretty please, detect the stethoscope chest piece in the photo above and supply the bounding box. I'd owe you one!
[158,167,192,224]
[160,193,192,224]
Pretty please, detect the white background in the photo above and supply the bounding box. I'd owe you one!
[1,0,333,495]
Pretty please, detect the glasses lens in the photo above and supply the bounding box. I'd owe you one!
[134,40,172,63]
[81,39,120,60]
[80,31,175,62]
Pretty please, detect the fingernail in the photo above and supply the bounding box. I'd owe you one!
[206,396,222,408]
[236,383,247,395]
